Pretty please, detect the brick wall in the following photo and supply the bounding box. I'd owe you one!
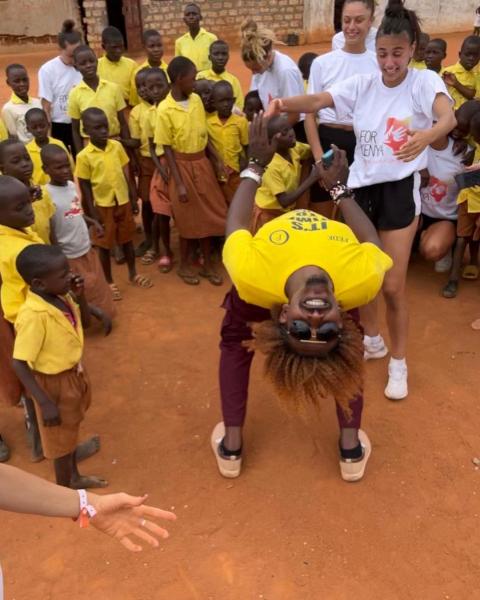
[82,0,109,49]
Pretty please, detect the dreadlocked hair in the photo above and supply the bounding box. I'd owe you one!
[245,312,364,419]
[240,20,283,63]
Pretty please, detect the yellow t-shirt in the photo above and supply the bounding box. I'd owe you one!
[154,92,208,153]
[443,62,479,109]
[175,28,217,72]
[206,112,248,173]
[457,143,480,212]
[31,186,56,244]
[255,142,311,211]
[144,104,164,157]
[26,137,74,186]
[409,59,427,70]
[129,59,170,106]
[75,140,130,207]
[129,100,154,157]
[67,79,126,137]
[197,69,244,109]
[13,290,83,374]
[0,118,8,142]
[97,55,137,102]
[0,224,43,323]
[223,209,393,310]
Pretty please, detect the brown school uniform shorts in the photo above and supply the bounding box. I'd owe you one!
[32,365,91,459]
[138,155,156,203]
[456,201,480,238]
[91,203,136,250]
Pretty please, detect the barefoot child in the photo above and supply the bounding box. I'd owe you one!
[251,115,321,232]
[0,139,55,244]
[155,57,227,286]
[129,29,169,106]
[25,108,74,186]
[2,64,42,143]
[75,108,153,298]
[13,244,108,489]
[97,26,137,104]
[425,38,447,74]
[207,81,249,205]
[443,36,480,109]
[175,3,217,72]
[41,144,116,325]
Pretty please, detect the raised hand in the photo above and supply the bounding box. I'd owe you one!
[247,113,279,168]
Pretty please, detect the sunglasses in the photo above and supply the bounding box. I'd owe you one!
[286,320,342,344]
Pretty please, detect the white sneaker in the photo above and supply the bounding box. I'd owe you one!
[435,252,453,273]
[384,362,408,400]
[339,430,372,482]
[363,335,389,360]
[210,422,242,478]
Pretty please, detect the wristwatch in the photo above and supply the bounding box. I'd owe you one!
[328,182,354,206]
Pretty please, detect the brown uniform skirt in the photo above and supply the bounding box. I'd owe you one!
[138,155,156,202]
[150,156,172,217]
[221,171,241,206]
[32,365,91,459]
[169,151,227,239]
[68,248,116,320]
[0,306,22,407]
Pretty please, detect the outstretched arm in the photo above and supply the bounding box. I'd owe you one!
[265,92,334,117]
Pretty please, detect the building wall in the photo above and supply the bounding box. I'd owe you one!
[0,0,79,41]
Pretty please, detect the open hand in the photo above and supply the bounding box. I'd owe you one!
[442,71,458,87]
[248,113,279,168]
[394,129,432,162]
[90,493,177,552]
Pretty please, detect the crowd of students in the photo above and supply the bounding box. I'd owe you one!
[0,0,479,513]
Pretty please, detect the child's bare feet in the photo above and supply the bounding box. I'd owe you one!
[75,435,101,462]
[442,280,458,298]
[199,269,223,286]
[70,474,109,489]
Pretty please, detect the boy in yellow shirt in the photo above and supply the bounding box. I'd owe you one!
[129,29,169,106]
[425,38,447,74]
[175,3,217,72]
[197,40,244,112]
[13,244,107,489]
[97,26,137,104]
[1,64,42,143]
[443,35,480,109]
[207,81,248,205]
[25,108,74,186]
[409,32,429,69]
[252,115,322,232]
[68,45,131,155]
[75,108,152,299]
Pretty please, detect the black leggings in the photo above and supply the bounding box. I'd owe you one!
[51,122,76,159]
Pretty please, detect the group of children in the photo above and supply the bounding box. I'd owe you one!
[1,4,480,488]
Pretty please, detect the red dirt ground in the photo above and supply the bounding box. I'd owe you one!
[1,31,480,600]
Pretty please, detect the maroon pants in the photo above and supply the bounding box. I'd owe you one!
[219,287,363,429]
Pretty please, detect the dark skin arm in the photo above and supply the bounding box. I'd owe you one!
[122,164,139,215]
[78,178,101,223]
[71,118,84,156]
[70,275,91,329]
[443,72,476,101]
[164,146,188,202]
[118,109,136,148]
[276,164,322,208]
[13,360,61,426]
[149,140,169,184]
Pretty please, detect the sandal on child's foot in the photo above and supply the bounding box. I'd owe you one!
[70,475,109,489]
[140,249,158,265]
[158,255,173,273]
[442,280,458,298]
[462,265,479,280]
[177,269,200,285]
[199,270,223,286]
[109,283,122,301]
[130,274,153,288]
[75,435,100,462]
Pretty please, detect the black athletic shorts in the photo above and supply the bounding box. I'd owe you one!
[354,174,420,231]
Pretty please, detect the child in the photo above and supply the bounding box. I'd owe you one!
[175,3,217,72]
[207,81,249,205]
[443,36,480,109]
[75,107,153,298]
[12,244,107,489]
[68,45,130,155]
[298,52,318,91]
[41,143,116,324]
[197,40,244,111]
[97,26,137,104]
[194,78,215,114]
[25,108,74,186]
[409,32,430,69]
[130,29,169,106]
[243,90,263,123]
[425,38,447,74]
[443,111,480,297]
[2,64,42,143]
[154,57,227,286]
[0,139,55,244]
[251,115,321,233]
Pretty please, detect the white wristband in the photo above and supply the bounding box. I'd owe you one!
[76,489,97,528]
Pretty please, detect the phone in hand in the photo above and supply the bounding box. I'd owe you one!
[322,148,334,168]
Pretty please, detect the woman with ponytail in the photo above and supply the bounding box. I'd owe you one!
[38,21,82,156]
[267,0,456,400]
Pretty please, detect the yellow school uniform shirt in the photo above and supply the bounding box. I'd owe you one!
[206,112,248,173]
[255,142,311,211]
[75,139,130,207]
[154,92,208,153]
[443,62,479,109]
[97,55,137,102]
[31,186,56,244]
[26,137,74,186]
[175,28,217,72]
[457,143,480,212]
[223,209,393,310]
[13,290,83,374]
[67,79,126,137]
[144,104,164,156]
[129,59,170,106]
[0,225,43,323]
[197,69,244,109]
[1,93,42,143]
[129,100,154,157]
[409,59,427,70]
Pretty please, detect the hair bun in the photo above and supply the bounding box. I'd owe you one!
[62,19,76,33]
[385,0,406,17]
[241,19,258,39]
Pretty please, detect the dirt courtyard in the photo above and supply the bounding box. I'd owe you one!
[1,31,480,600]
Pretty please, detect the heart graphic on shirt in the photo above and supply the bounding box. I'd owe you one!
[429,176,447,203]
[64,196,83,220]
[384,117,411,153]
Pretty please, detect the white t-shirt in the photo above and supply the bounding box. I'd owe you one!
[307,49,378,126]
[475,11,480,27]
[332,27,378,52]
[250,51,305,113]
[421,139,463,220]
[38,56,82,124]
[46,181,91,259]
[328,69,452,188]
